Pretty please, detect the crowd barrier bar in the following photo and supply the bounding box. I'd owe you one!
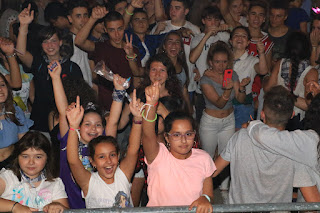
[35,202,320,213]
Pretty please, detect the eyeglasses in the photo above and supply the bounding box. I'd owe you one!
[166,131,196,141]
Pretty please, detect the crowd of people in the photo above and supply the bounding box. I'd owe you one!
[1,0,320,212]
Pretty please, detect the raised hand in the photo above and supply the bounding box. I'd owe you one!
[206,26,219,36]
[0,37,15,55]
[47,60,61,80]
[154,21,167,34]
[129,89,144,118]
[124,34,134,57]
[18,4,34,25]
[131,0,144,8]
[240,77,251,87]
[180,27,194,38]
[113,74,126,90]
[91,6,108,20]
[66,96,84,129]
[310,30,320,47]
[145,81,160,105]
[256,40,265,55]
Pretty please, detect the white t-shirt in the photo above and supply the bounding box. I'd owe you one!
[71,34,92,87]
[84,167,133,208]
[233,51,259,94]
[190,32,230,93]
[0,169,67,210]
[151,20,201,92]
[239,16,248,27]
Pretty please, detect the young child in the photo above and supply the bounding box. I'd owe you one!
[66,89,142,208]
[0,131,68,212]
[214,85,320,203]
[49,60,127,208]
[142,81,215,212]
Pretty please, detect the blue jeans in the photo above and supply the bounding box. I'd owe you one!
[234,104,254,129]
[199,111,235,158]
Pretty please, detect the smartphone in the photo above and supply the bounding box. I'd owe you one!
[223,69,233,87]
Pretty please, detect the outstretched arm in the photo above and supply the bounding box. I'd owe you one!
[254,41,269,75]
[120,89,144,181]
[66,97,91,196]
[123,0,144,29]
[142,82,161,164]
[213,156,230,177]
[16,4,34,68]
[48,61,69,137]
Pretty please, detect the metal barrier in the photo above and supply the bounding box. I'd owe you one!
[54,203,320,213]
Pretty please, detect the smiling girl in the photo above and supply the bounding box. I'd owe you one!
[0,131,68,213]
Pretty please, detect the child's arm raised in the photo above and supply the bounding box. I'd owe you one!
[142,82,161,164]
[66,97,91,196]
[105,74,127,137]
[48,61,69,137]
[120,89,144,181]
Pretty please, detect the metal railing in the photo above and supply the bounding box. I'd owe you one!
[52,203,320,213]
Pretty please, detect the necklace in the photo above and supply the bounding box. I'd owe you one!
[20,169,46,188]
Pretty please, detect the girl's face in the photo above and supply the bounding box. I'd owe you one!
[149,61,168,85]
[41,33,62,58]
[230,28,250,50]
[0,77,8,104]
[209,52,229,74]
[163,34,182,58]
[91,142,119,184]
[229,0,244,17]
[19,148,47,179]
[80,112,104,144]
[165,119,195,159]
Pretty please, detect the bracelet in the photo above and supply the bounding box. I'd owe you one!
[125,8,133,16]
[6,53,16,58]
[70,127,79,131]
[153,102,158,107]
[202,194,211,202]
[239,88,246,93]
[133,118,142,124]
[126,53,137,60]
[11,202,18,212]
[222,94,229,101]
[142,109,157,122]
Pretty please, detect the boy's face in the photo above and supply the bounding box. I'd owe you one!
[269,8,287,28]
[131,12,149,34]
[169,1,189,23]
[106,20,125,47]
[312,20,320,33]
[202,16,221,28]
[247,6,265,29]
[68,7,89,32]
[229,0,244,17]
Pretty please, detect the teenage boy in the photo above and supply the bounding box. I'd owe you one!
[151,0,200,98]
[268,1,292,63]
[189,6,229,122]
[214,85,320,203]
[44,2,71,31]
[75,8,142,111]
[67,0,92,86]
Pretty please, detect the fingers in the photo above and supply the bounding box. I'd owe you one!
[125,33,129,44]
[133,89,137,105]
[76,96,81,110]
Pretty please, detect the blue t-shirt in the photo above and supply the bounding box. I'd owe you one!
[285,8,309,31]
[0,105,33,148]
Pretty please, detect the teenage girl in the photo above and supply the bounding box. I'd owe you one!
[142,81,216,213]
[49,60,126,208]
[66,89,143,208]
[0,131,68,213]
[0,73,33,169]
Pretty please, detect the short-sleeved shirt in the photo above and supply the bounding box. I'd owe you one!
[88,40,141,111]
[285,8,309,31]
[0,169,67,210]
[0,105,33,148]
[146,143,215,206]
[221,126,316,204]
[200,73,239,110]
[268,28,293,61]
[28,55,83,132]
[247,32,274,57]
[190,32,230,93]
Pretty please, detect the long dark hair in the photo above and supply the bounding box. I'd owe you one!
[158,31,190,87]
[285,32,311,94]
[0,73,21,126]
[11,131,55,181]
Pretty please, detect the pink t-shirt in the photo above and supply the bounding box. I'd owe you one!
[145,143,216,206]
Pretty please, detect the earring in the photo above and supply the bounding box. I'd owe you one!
[166,142,171,150]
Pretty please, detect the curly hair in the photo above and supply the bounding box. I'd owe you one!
[285,32,312,94]
[138,53,184,102]
[158,31,190,87]
[207,41,234,69]
[0,73,21,126]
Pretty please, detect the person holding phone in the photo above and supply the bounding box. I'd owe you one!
[199,41,249,192]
